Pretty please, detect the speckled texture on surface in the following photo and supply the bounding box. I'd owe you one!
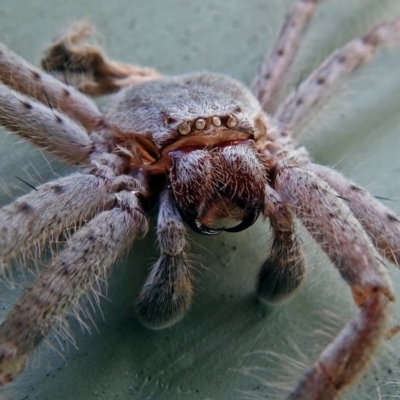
[0,1,400,399]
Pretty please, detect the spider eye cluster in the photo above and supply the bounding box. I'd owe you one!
[177,114,239,136]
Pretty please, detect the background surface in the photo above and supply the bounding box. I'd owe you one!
[1,0,400,399]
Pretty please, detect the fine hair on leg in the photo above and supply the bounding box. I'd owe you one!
[0,44,102,131]
[136,190,194,329]
[308,163,400,266]
[0,191,147,385]
[273,17,400,135]
[273,152,394,399]
[252,0,320,114]
[257,185,306,303]
[0,83,94,163]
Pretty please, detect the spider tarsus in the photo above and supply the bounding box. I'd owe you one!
[257,232,305,304]
[136,253,193,330]
[136,191,193,329]
[259,187,306,303]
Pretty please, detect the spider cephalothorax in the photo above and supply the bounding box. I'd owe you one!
[0,2,400,399]
[109,73,271,235]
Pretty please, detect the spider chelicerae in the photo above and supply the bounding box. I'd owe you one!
[0,1,400,399]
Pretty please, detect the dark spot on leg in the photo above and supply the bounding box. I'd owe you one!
[52,184,64,194]
[16,321,24,329]
[362,33,379,47]
[21,101,32,110]
[387,213,400,223]
[31,70,41,80]
[316,77,325,85]
[61,262,69,275]
[296,98,303,106]
[17,202,32,213]
[277,49,284,56]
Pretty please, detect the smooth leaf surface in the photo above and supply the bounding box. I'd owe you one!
[0,1,400,399]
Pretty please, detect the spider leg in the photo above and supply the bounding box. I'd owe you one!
[272,17,400,137]
[0,154,133,275]
[0,190,147,386]
[0,44,102,131]
[273,152,394,400]
[40,22,161,96]
[252,0,320,114]
[257,185,306,303]
[0,83,94,163]
[309,163,400,267]
[136,190,194,329]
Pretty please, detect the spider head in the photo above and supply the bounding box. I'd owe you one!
[108,73,271,234]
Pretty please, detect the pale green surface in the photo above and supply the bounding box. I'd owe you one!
[0,1,400,399]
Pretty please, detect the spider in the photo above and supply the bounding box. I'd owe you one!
[0,0,399,399]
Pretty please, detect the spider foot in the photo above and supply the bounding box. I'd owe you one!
[136,254,193,330]
[257,229,306,304]
[259,187,306,303]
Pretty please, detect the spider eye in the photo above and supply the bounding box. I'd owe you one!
[227,115,238,128]
[212,116,221,127]
[195,118,206,130]
[178,122,191,135]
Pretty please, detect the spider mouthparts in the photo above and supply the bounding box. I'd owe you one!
[185,219,225,235]
[224,208,260,233]
[183,207,261,235]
